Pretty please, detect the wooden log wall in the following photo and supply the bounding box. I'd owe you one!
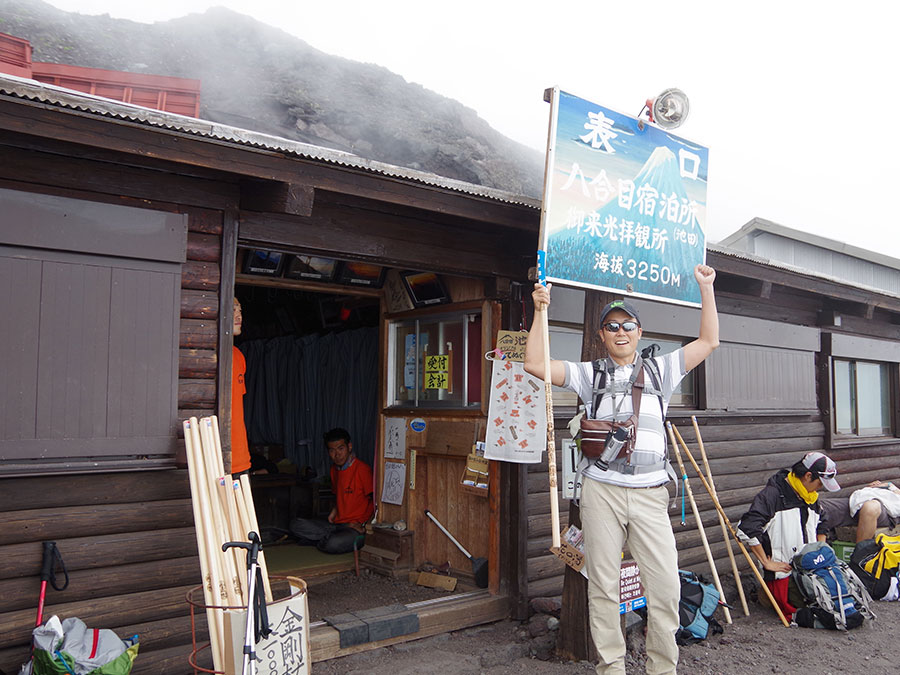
[0,208,225,674]
[673,413,900,579]
[523,411,900,601]
[0,472,212,674]
[177,209,223,426]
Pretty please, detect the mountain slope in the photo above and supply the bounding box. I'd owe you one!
[0,0,544,197]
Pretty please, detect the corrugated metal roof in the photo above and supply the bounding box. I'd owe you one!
[2,73,895,303]
[708,242,900,300]
[720,218,900,272]
[0,72,541,209]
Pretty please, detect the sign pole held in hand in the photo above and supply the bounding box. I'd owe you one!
[537,250,561,550]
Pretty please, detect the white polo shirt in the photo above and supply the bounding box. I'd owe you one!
[563,349,686,488]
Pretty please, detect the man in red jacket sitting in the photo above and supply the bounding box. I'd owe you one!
[289,428,374,554]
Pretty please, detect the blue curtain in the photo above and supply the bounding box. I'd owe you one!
[240,327,378,479]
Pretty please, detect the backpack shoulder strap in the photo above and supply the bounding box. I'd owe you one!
[642,356,665,416]
[590,358,608,418]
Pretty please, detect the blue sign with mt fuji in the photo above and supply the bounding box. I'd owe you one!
[540,88,708,306]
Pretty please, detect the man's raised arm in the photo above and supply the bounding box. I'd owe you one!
[523,282,567,386]
[683,264,720,373]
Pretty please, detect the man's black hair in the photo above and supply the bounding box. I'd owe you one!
[324,427,351,446]
[791,459,812,479]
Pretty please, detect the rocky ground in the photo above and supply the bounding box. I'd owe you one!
[309,571,900,674]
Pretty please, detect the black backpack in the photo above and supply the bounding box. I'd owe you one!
[675,570,724,645]
[850,533,900,600]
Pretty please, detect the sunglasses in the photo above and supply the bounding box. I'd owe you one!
[603,321,639,333]
[818,469,837,480]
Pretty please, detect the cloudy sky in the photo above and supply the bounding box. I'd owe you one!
[42,0,900,252]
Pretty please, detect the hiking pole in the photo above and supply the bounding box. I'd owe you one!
[692,416,750,616]
[534,272,561,549]
[668,423,790,627]
[35,541,68,628]
[223,532,270,675]
[666,424,732,625]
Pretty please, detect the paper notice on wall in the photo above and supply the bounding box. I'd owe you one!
[381,461,406,505]
[484,359,545,463]
[384,417,406,460]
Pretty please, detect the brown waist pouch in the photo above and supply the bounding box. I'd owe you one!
[580,367,644,460]
[580,415,637,459]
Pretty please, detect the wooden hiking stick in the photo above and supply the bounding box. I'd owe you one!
[668,423,790,627]
[204,416,249,603]
[692,416,749,616]
[184,419,225,672]
[240,473,273,602]
[536,301,560,549]
[198,417,240,607]
[666,423,732,625]
[218,474,247,604]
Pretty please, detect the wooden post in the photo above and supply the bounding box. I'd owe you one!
[556,289,612,662]
[555,502,597,662]
[536,304,560,549]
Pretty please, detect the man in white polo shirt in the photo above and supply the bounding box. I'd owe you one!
[525,264,719,675]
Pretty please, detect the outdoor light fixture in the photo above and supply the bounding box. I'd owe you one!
[638,88,690,130]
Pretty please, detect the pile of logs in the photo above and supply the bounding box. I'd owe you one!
[183,415,273,672]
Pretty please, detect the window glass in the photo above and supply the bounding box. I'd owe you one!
[833,360,855,434]
[392,321,418,406]
[389,310,481,409]
[833,358,892,438]
[856,361,890,436]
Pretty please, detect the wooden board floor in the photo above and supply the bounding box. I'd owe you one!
[309,590,509,662]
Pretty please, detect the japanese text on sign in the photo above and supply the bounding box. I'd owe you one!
[495,330,528,362]
[425,354,449,390]
[619,560,646,614]
[540,88,708,306]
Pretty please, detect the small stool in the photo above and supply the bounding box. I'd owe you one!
[353,534,366,576]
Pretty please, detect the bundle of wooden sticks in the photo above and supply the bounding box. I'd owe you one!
[183,415,273,672]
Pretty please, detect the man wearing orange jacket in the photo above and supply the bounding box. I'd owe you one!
[231,297,252,476]
[289,428,375,554]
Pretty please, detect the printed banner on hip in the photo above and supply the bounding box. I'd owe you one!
[484,359,545,463]
[541,87,708,306]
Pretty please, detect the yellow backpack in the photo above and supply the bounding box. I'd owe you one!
[863,533,900,579]
[851,533,900,599]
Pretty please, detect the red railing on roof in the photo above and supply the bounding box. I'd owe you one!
[0,32,32,78]
[0,31,201,117]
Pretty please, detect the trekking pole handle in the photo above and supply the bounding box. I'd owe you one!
[40,541,69,591]
[223,531,262,569]
[40,542,56,581]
